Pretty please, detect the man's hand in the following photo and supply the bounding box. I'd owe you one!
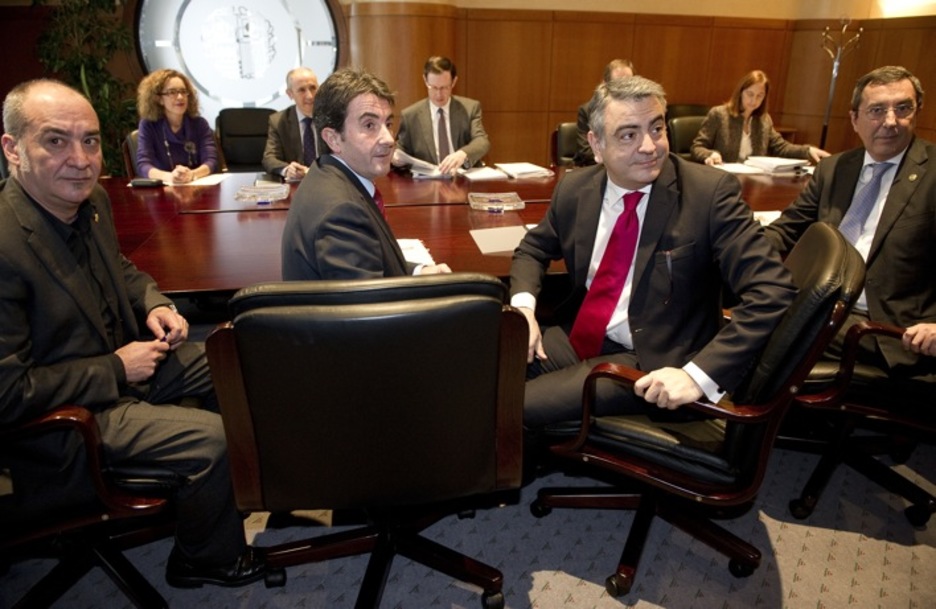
[116,340,171,383]
[518,307,546,364]
[807,146,830,164]
[634,367,704,410]
[417,263,452,275]
[438,150,469,175]
[283,162,308,181]
[146,305,189,350]
[704,152,723,166]
[903,323,936,357]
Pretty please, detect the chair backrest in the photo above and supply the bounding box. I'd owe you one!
[550,122,578,167]
[666,103,710,121]
[121,130,139,178]
[215,107,275,172]
[206,273,528,513]
[0,145,9,180]
[667,115,704,159]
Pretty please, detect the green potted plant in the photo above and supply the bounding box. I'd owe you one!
[36,0,137,177]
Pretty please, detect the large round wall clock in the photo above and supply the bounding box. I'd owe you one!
[136,0,343,124]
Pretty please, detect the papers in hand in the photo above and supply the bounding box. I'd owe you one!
[392,149,450,179]
[467,192,525,211]
[397,239,435,265]
[493,162,554,179]
[742,156,807,174]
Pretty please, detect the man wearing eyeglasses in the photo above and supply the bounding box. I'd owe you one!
[766,65,936,375]
[394,56,490,175]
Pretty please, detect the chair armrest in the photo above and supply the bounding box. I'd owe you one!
[797,320,905,407]
[0,405,165,513]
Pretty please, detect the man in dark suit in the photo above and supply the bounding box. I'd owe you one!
[510,76,796,427]
[0,79,268,587]
[766,65,936,376]
[394,56,490,175]
[262,67,320,181]
[282,68,451,280]
[573,58,635,166]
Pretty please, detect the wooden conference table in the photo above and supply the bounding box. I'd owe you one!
[107,168,809,297]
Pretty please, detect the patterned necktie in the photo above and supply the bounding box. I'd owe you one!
[437,107,450,162]
[373,188,386,218]
[569,191,643,360]
[302,117,316,166]
[838,162,891,245]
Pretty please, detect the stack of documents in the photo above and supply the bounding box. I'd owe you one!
[392,149,451,179]
[494,162,554,179]
[459,166,509,181]
[742,156,807,174]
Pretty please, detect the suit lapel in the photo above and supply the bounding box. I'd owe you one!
[828,149,864,225]
[320,156,408,271]
[10,181,110,341]
[286,106,304,162]
[631,159,678,293]
[572,169,607,283]
[449,98,469,149]
[869,137,927,263]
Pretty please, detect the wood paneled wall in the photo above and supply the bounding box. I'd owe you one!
[348,5,936,166]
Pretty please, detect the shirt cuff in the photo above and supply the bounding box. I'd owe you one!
[510,292,536,311]
[683,361,725,404]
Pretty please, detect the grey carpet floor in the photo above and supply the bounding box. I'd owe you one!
[3,443,934,609]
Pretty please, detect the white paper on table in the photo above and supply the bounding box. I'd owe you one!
[712,163,764,174]
[397,239,436,265]
[170,173,230,187]
[469,226,529,254]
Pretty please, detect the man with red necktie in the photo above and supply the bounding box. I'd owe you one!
[510,76,796,429]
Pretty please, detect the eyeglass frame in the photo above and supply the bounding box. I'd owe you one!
[861,101,916,121]
[159,89,190,98]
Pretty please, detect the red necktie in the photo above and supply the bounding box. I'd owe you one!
[569,191,643,360]
[373,188,386,218]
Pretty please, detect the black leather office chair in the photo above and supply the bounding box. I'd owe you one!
[529,222,866,597]
[667,115,705,160]
[1,405,183,609]
[121,130,139,178]
[550,122,578,168]
[215,108,275,172]
[666,103,710,121]
[205,273,528,609]
[783,321,936,526]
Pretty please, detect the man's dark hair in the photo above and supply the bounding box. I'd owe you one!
[313,68,395,145]
[850,65,925,112]
[423,56,457,80]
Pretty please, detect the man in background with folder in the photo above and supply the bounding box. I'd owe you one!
[395,56,490,175]
[510,75,795,429]
[766,65,936,376]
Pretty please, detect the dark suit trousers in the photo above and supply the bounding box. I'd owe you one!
[524,325,648,428]
[94,341,246,566]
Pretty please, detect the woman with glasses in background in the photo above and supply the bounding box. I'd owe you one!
[691,69,829,166]
[135,69,219,183]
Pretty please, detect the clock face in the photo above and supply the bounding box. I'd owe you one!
[136,0,341,125]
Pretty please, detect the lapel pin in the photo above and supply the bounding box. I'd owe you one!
[93,212,99,223]
[909,174,918,182]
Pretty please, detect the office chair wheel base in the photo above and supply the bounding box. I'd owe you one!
[904,503,933,527]
[788,498,815,520]
[605,572,633,597]
[481,590,505,609]
[264,567,287,588]
[529,500,551,518]
[729,559,756,578]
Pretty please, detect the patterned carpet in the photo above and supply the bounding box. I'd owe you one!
[2,443,934,609]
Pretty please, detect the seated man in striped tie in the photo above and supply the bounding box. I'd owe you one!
[281,68,451,280]
[394,56,490,176]
[766,65,936,377]
[510,75,796,430]
[262,67,321,181]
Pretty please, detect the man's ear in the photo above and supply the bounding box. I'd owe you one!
[321,127,340,154]
[1,134,20,170]
[587,130,602,165]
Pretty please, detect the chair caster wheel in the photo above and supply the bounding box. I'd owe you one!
[904,503,933,527]
[530,500,551,518]
[788,497,814,520]
[264,567,286,588]
[605,572,633,597]
[729,559,756,578]
[482,590,505,609]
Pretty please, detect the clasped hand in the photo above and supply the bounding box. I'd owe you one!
[115,306,189,383]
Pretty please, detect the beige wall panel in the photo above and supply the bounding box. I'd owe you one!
[631,23,713,106]
[482,111,551,166]
[704,27,792,109]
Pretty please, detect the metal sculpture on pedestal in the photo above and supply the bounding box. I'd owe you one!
[819,18,862,149]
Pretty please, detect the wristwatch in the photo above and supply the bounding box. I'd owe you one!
[136,0,343,124]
